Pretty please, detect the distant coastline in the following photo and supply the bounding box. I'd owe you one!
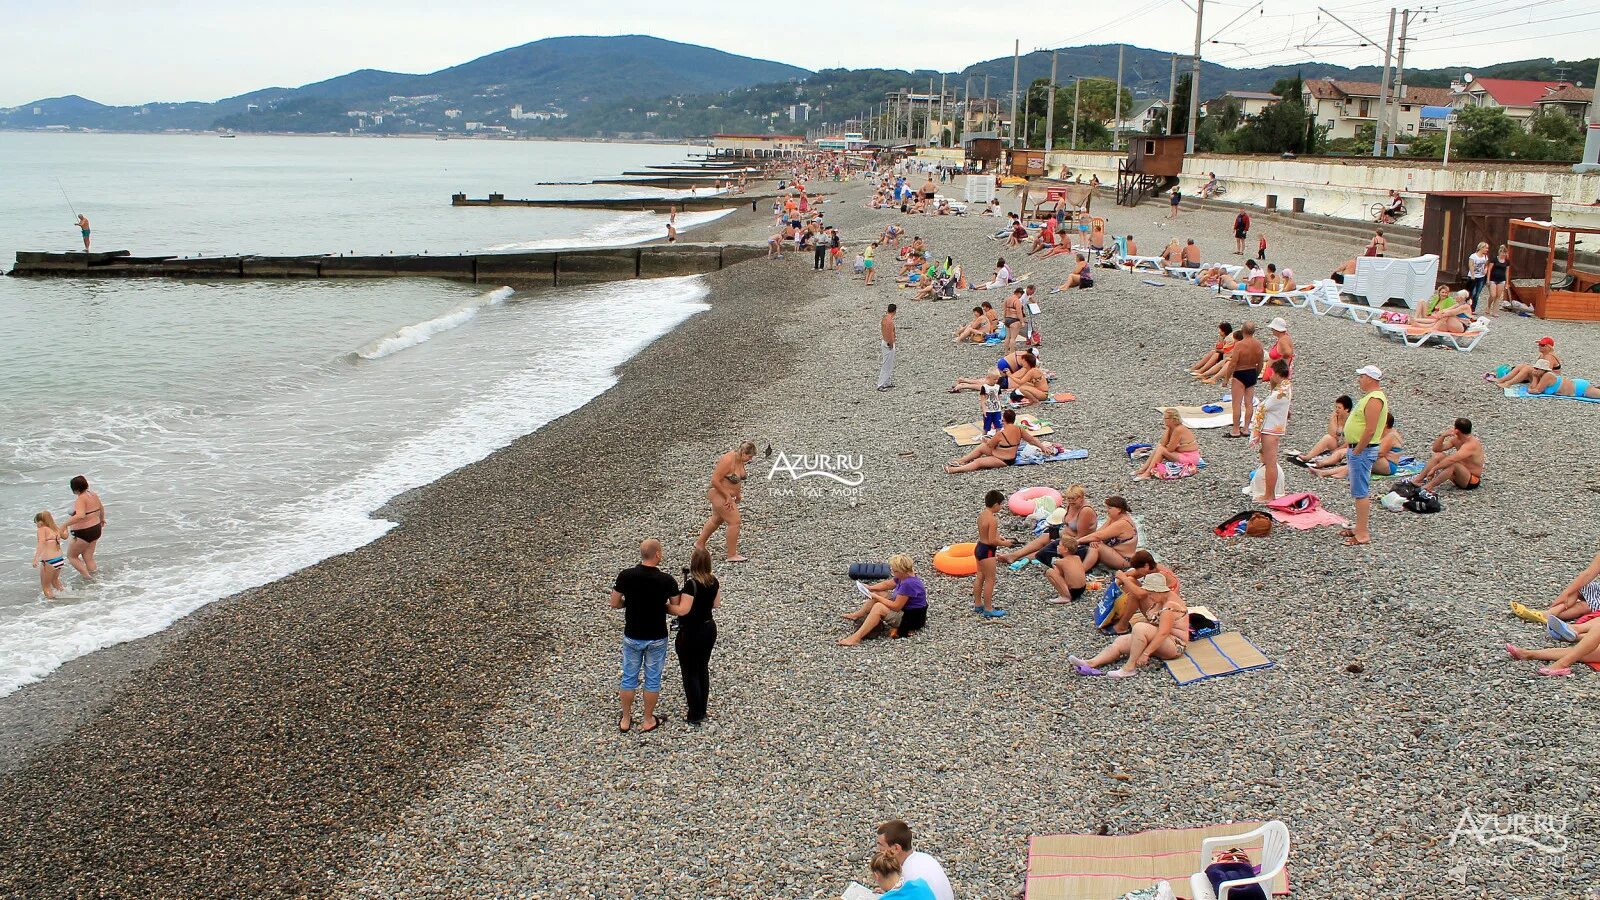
[0,129,698,146]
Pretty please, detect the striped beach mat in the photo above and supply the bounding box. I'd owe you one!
[1025,823,1290,900]
[1166,632,1274,686]
[943,421,1054,446]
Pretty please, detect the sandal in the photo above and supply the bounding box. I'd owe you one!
[1537,666,1573,678]
[1342,536,1370,547]
[639,714,667,733]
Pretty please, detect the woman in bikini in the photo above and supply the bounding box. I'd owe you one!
[1053,254,1090,292]
[1077,496,1136,571]
[1417,287,1471,334]
[1007,363,1050,405]
[1000,484,1095,567]
[1266,317,1294,371]
[1133,409,1201,480]
[953,306,988,343]
[952,349,1033,393]
[31,511,67,599]
[1187,322,1234,376]
[973,490,1013,618]
[1528,366,1600,400]
[1289,395,1353,469]
[944,409,1058,473]
[1313,413,1402,479]
[1069,571,1188,678]
[62,475,105,581]
[1493,337,1560,388]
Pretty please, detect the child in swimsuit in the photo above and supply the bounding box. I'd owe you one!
[32,511,66,600]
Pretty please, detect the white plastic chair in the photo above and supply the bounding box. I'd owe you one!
[1187,820,1290,900]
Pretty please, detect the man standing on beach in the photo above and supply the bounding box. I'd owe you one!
[610,539,678,733]
[696,442,756,563]
[1226,323,1264,439]
[878,303,897,392]
[1342,366,1389,548]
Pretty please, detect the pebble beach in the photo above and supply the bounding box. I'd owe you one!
[2,173,1597,899]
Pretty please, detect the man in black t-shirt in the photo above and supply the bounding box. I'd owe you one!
[609,538,679,733]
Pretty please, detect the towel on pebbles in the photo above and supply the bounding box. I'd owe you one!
[1014,445,1088,465]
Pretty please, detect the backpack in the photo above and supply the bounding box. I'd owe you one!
[1403,489,1442,514]
[1237,212,1250,232]
[1215,510,1273,538]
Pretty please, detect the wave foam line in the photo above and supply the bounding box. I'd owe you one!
[355,286,514,360]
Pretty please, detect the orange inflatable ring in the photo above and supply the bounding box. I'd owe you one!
[1008,486,1063,517]
[933,542,978,577]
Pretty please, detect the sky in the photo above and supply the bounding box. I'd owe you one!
[4,0,1598,107]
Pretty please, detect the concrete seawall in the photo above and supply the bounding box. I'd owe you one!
[8,243,769,284]
[450,193,772,213]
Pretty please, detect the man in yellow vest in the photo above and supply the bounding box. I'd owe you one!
[1342,365,1389,547]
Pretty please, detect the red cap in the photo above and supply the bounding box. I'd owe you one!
[1537,337,1554,346]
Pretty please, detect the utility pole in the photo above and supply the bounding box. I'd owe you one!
[938,73,947,146]
[1008,39,1021,149]
[1045,50,1059,152]
[962,78,971,144]
[1167,54,1179,134]
[1072,78,1081,150]
[1389,9,1412,153]
[1374,9,1397,156]
[1185,0,1205,153]
[1578,56,1600,171]
[1113,44,1126,151]
[926,77,935,145]
[982,76,990,132]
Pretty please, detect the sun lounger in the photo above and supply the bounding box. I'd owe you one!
[1306,280,1382,322]
[1346,253,1439,308]
[1373,320,1488,351]
[1226,284,1316,308]
[1164,263,1239,283]
[1119,254,1167,272]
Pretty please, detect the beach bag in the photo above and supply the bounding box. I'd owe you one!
[1205,862,1267,900]
[848,562,890,581]
[1214,510,1272,538]
[1188,607,1222,639]
[1380,310,1410,324]
[1404,489,1442,514]
[1078,273,1095,289]
[1093,580,1127,631]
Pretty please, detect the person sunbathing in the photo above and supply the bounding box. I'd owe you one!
[1157,239,1183,267]
[1007,362,1050,405]
[1125,235,1139,256]
[1528,364,1600,399]
[1216,260,1258,292]
[1133,408,1201,480]
[1103,550,1182,634]
[1493,337,1560,387]
[1181,239,1202,267]
[1313,413,1401,479]
[1288,396,1353,467]
[1512,546,1600,628]
[1195,328,1242,384]
[952,349,1035,392]
[944,409,1058,473]
[1006,217,1028,247]
[1330,257,1358,284]
[1187,322,1235,376]
[954,307,987,343]
[1068,572,1187,678]
[1416,288,1473,334]
[1053,254,1090,292]
[1077,496,1137,571]
[1194,265,1232,288]
[1000,484,1095,567]
[1406,418,1484,491]
[981,198,1001,216]
[971,258,1013,291]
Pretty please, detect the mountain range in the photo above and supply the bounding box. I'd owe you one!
[2,35,1591,138]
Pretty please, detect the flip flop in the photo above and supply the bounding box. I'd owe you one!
[1106,669,1138,678]
[639,715,667,733]
[619,717,631,734]
[1537,666,1573,678]
[1338,528,1356,538]
[1342,536,1370,547]
[1506,644,1528,661]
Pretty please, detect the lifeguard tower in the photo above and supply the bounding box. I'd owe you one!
[1115,135,1185,207]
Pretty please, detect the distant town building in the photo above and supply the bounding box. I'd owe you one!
[1110,99,1169,135]
[1205,90,1280,121]
[1303,78,1452,139]
[788,103,811,122]
[1535,84,1594,120]
[1452,76,1586,127]
[444,109,462,119]
[711,133,805,157]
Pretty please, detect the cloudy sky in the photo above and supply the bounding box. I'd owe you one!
[5,0,1597,106]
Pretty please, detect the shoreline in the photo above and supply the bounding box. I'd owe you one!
[5,174,1598,898]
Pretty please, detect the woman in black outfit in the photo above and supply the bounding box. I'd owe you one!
[672,547,720,725]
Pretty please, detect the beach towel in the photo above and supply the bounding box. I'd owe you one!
[1165,632,1275,686]
[1156,405,1233,430]
[1377,456,1424,478]
[1264,493,1349,530]
[943,420,1055,446]
[1154,459,1204,480]
[1506,385,1600,404]
[1015,445,1089,466]
[1026,823,1290,900]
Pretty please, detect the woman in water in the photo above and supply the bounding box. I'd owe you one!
[973,490,1012,618]
[31,511,67,599]
[62,475,105,581]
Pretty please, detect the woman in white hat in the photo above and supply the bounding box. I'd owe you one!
[1266,317,1294,371]
[1069,572,1189,678]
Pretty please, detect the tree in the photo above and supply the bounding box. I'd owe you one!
[1228,75,1319,155]
[1454,106,1521,159]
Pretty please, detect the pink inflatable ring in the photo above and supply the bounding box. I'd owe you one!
[1008,486,1063,517]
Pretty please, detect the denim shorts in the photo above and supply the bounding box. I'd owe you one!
[619,636,669,692]
[1347,444,1382,500]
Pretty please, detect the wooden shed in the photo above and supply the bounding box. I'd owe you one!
[1116,134,1186,206]
[963,132,1003,169]
[1125,135,1186,177]
[1008,149,1046,178]
[1421,191,1553,284]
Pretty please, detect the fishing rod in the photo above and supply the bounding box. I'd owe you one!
[54,176,79,219]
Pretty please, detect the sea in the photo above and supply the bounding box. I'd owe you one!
[0,132,731,697]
